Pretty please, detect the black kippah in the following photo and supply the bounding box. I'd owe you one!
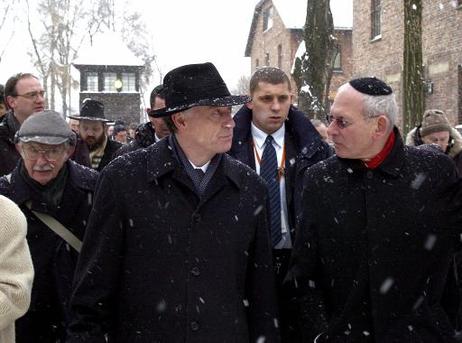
[349,77,393,96]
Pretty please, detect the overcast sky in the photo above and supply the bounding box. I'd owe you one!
[0,0,352,111]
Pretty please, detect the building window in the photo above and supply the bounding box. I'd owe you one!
[86,72,98,92]
[371,0,381,39]
[265,53,270,66]
[263,6,273,31]
[103,72,117,92]
[256,58,260,68]
[332,45,342,71]
[121,72,136,92]
[277,44,282,69]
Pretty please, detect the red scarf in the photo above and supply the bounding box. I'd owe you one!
[364,130,395,169]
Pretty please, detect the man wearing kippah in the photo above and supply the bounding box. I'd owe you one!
[0,110,98,342]
[67,63,280,342]
[286,78,462,342]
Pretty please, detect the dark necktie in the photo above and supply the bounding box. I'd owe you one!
[260,135,282,247]
[195,168,205,183]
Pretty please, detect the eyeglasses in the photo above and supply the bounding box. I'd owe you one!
[326,114,353,129]
[21,144,65,161]
[14,90,46,101]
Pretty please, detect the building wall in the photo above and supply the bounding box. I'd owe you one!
[330,29,353,101]
[422,1,462,123]
[248,0,352,106]
[353,0,462,125]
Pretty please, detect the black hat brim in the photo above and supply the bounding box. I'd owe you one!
[67,115,112,123]
[150,95,251,118]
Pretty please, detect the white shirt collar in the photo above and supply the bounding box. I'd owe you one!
[251,122,285,149]
[189,160,211,173]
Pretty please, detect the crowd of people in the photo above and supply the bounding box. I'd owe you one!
[0,64,462,343]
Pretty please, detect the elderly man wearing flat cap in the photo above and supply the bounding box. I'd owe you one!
[0,110,98,343]
[68,99,122,171]
[67,62,280,343]
[285,78,462,342]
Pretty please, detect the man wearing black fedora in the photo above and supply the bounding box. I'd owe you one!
[68,99,122,171]
[67,62,280,342]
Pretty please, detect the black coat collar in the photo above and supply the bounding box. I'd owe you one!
[337,127,405,178]
[7,160,96,206]
[145,138,242,191]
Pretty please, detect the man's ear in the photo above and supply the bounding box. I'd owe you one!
[66,145,76,159]
[246,100,253,110]
[15,144,22,155]
[171,113,186,132]
[6,95,16,110]
[375,115,390,137]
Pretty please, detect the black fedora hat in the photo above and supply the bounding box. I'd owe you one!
[151,62,250,117]
[68,99,111,122]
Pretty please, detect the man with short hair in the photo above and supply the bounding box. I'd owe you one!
[112,124,128,144]
[67,62,280,342]
[68,99,121,171]
[287,77,462,342]
[0,110,98,343]
[116,84,170,157]
[229,66,331,342]
[0,84,6,118]
[0,73,46,176]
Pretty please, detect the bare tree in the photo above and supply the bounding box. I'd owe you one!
[403,0,424,134]
[0,1,20,64]
[120,10,157,96]
[293,0,335,119]
[24,0,113,115]
[233,75,250,95]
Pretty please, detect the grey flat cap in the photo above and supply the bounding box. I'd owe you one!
[16,110,76,145]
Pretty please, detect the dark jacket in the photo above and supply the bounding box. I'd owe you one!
[0,160,98,343]
[287,128,462,342]
[229,105,332,236]
[96,138,122,171]
[67,139,280,343]
[115,122,158,157]
[0,111,21,176]
[70,134,91,168]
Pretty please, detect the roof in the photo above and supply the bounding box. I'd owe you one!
[245,0,353,56]
[73,31,144,67]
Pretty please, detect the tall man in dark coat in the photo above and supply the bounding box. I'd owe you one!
[229,66,332,342]
[67,62,280,343]
[286,77,462,342]
[0,110,98,342]
[0,73,45,176]
[68,99,121,171]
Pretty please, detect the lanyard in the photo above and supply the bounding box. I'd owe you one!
[253,139,286,180]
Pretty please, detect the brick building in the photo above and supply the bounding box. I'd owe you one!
[72,31,145,125]
[245,0,353,104]
[353,0,462,126]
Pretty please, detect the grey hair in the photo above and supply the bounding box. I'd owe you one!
[362,92,398,129]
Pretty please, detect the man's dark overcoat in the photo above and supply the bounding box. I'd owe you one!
[229,105,332,234]
[0,160,98,342]
[287,128,462,342]
[0,111,21,176]
[67,138,279,343]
